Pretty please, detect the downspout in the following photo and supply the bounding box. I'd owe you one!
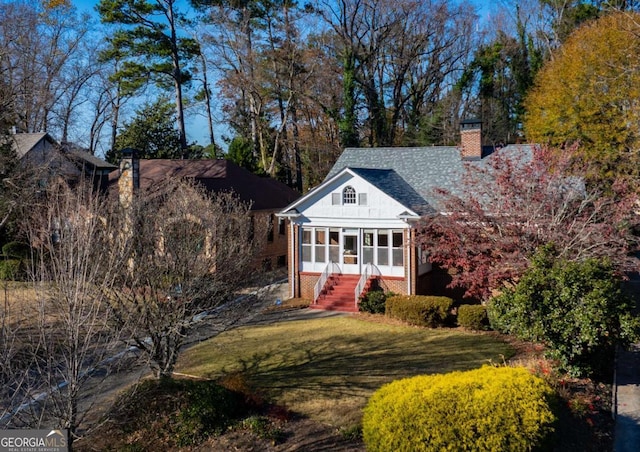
[290,221,296,299]
[407,228,412,295]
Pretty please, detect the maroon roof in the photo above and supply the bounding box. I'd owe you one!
[108,159,299,211]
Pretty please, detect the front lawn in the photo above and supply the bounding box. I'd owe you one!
[176,316,514,428]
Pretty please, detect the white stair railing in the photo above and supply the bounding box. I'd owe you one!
[313,261,341,303]
[354,263,381,309]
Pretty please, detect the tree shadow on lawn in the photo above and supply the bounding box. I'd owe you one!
[179,317,514,425]
[250,334,506,389]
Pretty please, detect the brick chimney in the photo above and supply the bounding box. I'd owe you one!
[460,118,482,160]
[118,147,139,208]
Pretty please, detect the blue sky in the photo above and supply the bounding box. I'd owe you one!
[74,0,98,14]
[68,0,499,152]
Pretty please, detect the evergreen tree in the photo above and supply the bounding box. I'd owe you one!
[108,98,182,162]
[98,0,200,153]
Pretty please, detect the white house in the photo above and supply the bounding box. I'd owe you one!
[278,120,533,311]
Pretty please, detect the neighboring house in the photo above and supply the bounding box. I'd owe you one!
[278,120,533,311]
[9,132,116,191]
[109,150,300,271]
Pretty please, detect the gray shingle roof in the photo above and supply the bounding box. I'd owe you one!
[10,132,50,158]
[8,132,116,171]
[68,149,117,171]
[349,168,434,215]
[327,145,533,212]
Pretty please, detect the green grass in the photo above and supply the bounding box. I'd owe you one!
[177,317,514,428]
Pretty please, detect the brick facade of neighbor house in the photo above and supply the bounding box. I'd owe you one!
[254,213,289,271]
[110,157,300,272]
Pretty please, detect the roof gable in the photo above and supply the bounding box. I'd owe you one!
[281,144,534,217]
[326,144,533,211]
[349,168,434,216]
[10,132,53,158]
[8,132,116,172]
[279,167,424,221]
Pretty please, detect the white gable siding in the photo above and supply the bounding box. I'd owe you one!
[295,173,412,229]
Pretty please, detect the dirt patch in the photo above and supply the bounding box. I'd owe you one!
[194,417,364,452]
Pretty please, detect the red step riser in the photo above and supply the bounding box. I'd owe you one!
[311,305,358,312]
[315,299,357,306]
[314,274,378,312]
[322,294,353,298]
[316,298,357,305]
[318,304,354,308]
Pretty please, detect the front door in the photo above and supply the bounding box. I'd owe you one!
[342,229,359,274]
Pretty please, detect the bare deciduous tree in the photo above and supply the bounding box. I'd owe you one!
[107,179,258,379]
[316,0,478,147]
[1,182,125,448]
[0,1,92,137]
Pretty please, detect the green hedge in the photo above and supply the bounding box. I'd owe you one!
[359,289,387,314]
[385,295,453,327]
[362,366,556,452]
[177,379,247,446]
[458,304,489,330]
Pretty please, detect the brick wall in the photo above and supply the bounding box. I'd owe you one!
[460,126,482,159]
[378,277,408,295]
[252,211,289,271]
[300,272,320,300]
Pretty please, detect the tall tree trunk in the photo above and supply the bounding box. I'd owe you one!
[110,90,121,153]
[166,0,188,154]
[339,50,358,147]
[199,52,216,148]
[291,108,303,192]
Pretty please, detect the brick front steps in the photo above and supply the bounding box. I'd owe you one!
[312,274,376,313]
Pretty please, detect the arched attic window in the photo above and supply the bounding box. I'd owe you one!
[343,186,357,204]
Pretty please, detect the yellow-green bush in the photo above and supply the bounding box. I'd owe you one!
[385,295,453,327]
[362,366,555,452]
[457,304,489,330]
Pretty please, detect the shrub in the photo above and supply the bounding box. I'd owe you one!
[0,259,23,280]
[176,379,248,446]
[241,415,284,443]
[488,244,640,377]
[362,366,556,452]
[359,289,387,314]
[385,295,453,327]
[94,378,250,449]
[1,242,30,281]
[457,304,489,330]
[1,242,29,260]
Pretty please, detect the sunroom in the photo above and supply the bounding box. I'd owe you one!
[279,167,431,308]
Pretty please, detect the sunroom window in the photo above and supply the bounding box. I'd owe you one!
[301,228,312,262]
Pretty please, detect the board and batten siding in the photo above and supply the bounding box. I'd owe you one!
[294,173,413,228]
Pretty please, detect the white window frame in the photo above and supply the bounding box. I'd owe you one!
[343,186,357,204]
